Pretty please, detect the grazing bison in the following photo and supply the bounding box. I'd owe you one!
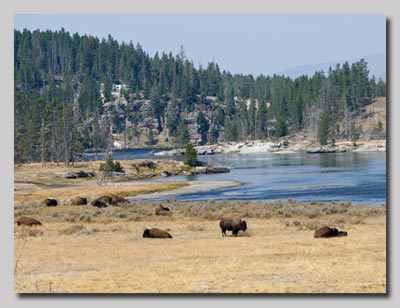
[155,204,170,216]
[91,198,108,208]
[43,198,57,207]
[17,216,42,226]
[142,228,173,239]
[71,196,87,205]
[219,216,247,237]
[314,226,348,238]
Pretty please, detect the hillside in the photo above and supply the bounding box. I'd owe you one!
[357,97,386,136]
[14,29,386,164]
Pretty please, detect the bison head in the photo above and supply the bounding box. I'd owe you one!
[143,229,150,238]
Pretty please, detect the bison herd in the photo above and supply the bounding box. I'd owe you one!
[40,195,130,208]
[16,198,348,240]
[18,197,349,239]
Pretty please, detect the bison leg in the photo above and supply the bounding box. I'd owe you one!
[221,229,226,237]
[232,228,238,236]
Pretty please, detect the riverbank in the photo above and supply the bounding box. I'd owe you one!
[153,138,386,156]
[14,159,237,204]
[130,180,242,200]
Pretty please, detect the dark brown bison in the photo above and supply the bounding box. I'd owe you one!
[96,195,128,205]
[314,226,348,238]
[142,228,173,239]
[155,204,170,216]
[91,198,108,208]
[43,198,57,207]
[71,196,87,205]
[17,216,42,226]
[219,216,247,237]
[109,195,129,205]
[97,195,112,204]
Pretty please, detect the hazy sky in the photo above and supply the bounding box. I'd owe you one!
[14,14,386,76]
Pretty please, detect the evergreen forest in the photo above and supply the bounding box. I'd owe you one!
[14,29,386,164]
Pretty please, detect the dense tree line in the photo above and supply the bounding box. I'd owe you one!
[14,29,386,164]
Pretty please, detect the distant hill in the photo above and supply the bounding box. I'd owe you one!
[278,54,386,80]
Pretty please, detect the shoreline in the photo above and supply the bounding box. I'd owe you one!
[129,180,243,200]
[152,138,386,156]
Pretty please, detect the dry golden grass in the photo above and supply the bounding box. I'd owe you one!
[14,200,386,293]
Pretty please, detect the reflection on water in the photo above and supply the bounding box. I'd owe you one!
[83,150,386,205]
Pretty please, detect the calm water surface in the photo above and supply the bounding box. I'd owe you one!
[83,149,386,205]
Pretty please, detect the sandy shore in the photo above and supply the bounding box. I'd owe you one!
[129,180,242,200]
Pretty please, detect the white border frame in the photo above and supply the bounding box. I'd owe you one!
[1,1,398,307]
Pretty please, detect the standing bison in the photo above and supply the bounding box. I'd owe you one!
[43,198,57,207]
[155,205,170,216]
[314,226,348,238]
[17,216,42,226]
[219,216,247,237]
[142,228,173,238]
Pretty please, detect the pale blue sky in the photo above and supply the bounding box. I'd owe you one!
[14,14,386,76]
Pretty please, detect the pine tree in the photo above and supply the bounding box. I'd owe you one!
[184,142,198,167]
[256,100,267,139]
[317,112,330,146]
[175,122,190,146]
[350,122,362,146]
[275,117,288,138]
[248,99,257,139]
[197,111,209,145]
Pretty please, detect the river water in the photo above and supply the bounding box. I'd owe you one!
[83,149,386,205]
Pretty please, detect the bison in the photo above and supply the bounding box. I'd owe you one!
[219,216,247,237]
[97,195,112,204]
[71,196,87,205]
[109,195,129,205]
[314,226,348,238]
[91,198,108,208]
[142,228,173,239]
[96,195,129,205]
[155,204,170,216]
[43,198,57,207]
[17,216,42,226]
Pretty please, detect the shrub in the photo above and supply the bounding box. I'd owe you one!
[99,155,124,173]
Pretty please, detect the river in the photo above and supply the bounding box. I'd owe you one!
[83,149,386,205]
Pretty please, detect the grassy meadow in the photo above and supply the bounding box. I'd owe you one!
[14,197,386,293]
